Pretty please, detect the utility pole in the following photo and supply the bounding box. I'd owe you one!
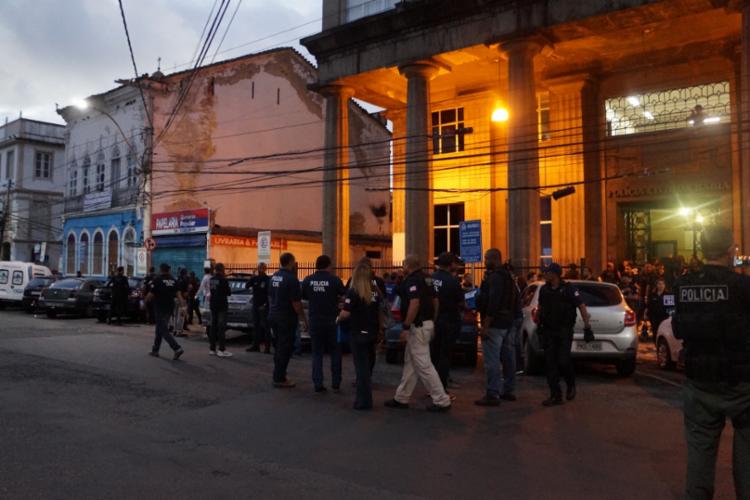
[0,179,14,260]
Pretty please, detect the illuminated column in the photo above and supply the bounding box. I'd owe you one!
[399,62,438,265]
[386,109,407,263]
[581,78,606,272]
[321,84,354,269]
[503,39,541,270]
[740,4,750,250]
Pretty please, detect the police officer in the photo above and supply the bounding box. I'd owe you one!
[430,252,464,393]
[145,263,184,360]
[476,249,519,406]
[672,226,750,499]
[268,252,308,389]
[247,263,271,353]
[302,255,346,393]
[208,263,232,358]
[385,255,452,412]
[108,266,129,325]
[536,263,592,407]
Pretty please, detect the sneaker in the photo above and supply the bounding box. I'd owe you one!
[173,348,184,361]
[384,399,409,409]
[542,397,564,407]
[500,393,517,402]
[273,380,296,389]
[426,403,451,413]
[314,386,328,394]
[475,396,501,407]
[217,350,233,358]
[515,369,525,376]
[209,350,217,356]
[148,351,160,358]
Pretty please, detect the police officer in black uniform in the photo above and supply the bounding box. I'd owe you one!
[107,266,129,325]
[268,252,308,388]
[145,263,184,360]
[536,263,591,407]
[302,255,346,393]
[247,263,271,353]
[430,252,464,392]
[672,226,750,499]
[385,255,451,412]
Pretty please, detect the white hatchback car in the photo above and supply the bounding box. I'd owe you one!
[520,280,639,377]
[655,317,684,370]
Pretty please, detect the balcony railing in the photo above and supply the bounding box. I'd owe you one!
[64,186,139,214]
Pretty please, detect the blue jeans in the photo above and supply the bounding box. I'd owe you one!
[153,309,181,353]
[483,327,516,398]
[311,321,341,389]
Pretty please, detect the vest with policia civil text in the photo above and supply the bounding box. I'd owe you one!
[673,264,750,384]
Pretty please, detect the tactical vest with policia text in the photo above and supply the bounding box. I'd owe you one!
[673,264,750,384]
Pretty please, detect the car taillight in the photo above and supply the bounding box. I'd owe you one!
[531,307,539,324]
[624,310,636,327]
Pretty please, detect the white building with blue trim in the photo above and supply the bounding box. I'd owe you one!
[57,84,149,277]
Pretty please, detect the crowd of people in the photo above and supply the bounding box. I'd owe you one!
[142,249,597,413]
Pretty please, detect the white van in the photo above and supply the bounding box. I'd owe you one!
[0,262,53,306]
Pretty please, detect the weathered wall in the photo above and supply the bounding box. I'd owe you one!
[151,49,391,248]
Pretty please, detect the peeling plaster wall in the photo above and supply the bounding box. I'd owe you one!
[151,49,391,241]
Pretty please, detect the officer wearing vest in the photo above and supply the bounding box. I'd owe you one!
[302,255,346,393]
[430,252,464,393]
[536,263,592,407]
[385,254,452,412]
[672,226,750,500]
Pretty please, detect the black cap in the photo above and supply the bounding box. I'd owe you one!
[159,262,171,272]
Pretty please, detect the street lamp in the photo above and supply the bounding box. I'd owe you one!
[491,107,509,123]
[74,98,134,154]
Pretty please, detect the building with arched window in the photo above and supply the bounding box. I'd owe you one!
[58,85,146,276]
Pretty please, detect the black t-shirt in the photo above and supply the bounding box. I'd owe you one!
[538,281,583,331]
[343,288,380,342]
[209,274,231,311]
[111,275,129,298]
[151,274,178,314]
[398,270,435,326]
[250,274,270,310]
[269,268,301,321]
[176,275,189,298]
[431,269,463,321]
[302,270,345,324]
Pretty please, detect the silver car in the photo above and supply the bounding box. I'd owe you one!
[520,280,638,377]
[201,276,255,336]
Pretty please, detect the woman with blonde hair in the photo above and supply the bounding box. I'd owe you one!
[337,263,383,410]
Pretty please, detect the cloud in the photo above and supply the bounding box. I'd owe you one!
[0,0,321,124]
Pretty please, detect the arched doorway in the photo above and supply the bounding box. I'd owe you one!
[123,227,136,276]
[108,230,119,275]
[66,234,76,273]
[93,231,104,275]
[79,232,89,275]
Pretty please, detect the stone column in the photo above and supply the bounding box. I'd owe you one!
[503,40,541,270]
[740,4,750,250]
[321,84,354,269]
[399,62,438,266]
[581,78,606,272]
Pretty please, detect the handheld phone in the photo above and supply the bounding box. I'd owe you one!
[734,255,750,267]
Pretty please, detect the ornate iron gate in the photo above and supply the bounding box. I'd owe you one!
[625,209,651,265]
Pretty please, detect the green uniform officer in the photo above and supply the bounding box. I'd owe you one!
[672,226,750,500]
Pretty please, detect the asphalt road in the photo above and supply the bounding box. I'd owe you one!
[0,309,737,500]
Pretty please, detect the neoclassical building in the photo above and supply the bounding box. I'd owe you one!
[303,0,750,272]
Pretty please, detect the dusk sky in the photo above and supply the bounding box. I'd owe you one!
[0,0,321,124]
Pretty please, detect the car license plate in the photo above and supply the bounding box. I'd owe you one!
[577,341,602,351]
[31,291,41,296]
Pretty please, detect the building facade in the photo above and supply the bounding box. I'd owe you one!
[57,85,150,277]
[145,48,392,272]
[303,0,750,272]
[0,118,65,266]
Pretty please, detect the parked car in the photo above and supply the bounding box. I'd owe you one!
[385,288,479,366]
[521,280,639,377]
[656,316,684,370]
[201,275,255,338]
[22,276,57,313]
[0,261,53,307]
[39,278,105,318]
[92,277,145,322]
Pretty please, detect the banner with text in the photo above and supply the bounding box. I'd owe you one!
[152,208,209,236]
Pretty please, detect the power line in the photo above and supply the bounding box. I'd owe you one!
[117,0,154,131]
[210,0,243,64]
